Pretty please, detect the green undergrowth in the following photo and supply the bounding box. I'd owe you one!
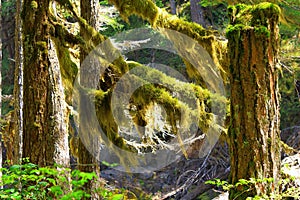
[0,159,144,200]
[205,176,300,199]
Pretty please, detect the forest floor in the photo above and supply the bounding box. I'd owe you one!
[101,139,229,199]
[100,127,300,200]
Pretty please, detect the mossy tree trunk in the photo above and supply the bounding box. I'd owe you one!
[22,0,70,167]
[78,0,101,196]
[227,3,281,199]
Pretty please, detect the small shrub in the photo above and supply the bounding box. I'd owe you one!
[205,176,300,199]
[0,159,126,200]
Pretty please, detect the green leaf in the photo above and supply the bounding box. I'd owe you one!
[25,174,39,181]
[49,185,63,196]
[102,191,108,197]
[38,181,49,187]
[47,178,57,185]
[9,165,21,172]
[27,186,36,191]
[205,180,216,185]
[30,169,40,175]
[238,179,249,185]
[111,194,124,200]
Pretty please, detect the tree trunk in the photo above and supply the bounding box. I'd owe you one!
[170,0,176,15]
[78,0,101,197]
[48,38,70,166]
[22,0,70,167]
[227,3,281,199]
[13,0,24,165]
[190,0,206,27]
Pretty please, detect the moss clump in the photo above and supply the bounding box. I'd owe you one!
[228,3,280,27]
[254,25,270,38]
[109,0,159,26]
[251,2,281,26]
[226,24,248,38]
[109,0,228,77]
[30,1,38,9]
[36,41,47,49]
[227,2,280,39]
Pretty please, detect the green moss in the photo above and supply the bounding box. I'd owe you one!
[57,0,227,167]
[33,122,41,128]
[109,0,227,77]
[243,140,249,147]
[254,26,270,38]
[251,3,281,26]
[30,1,38,9]
[52,37,78,104]
[228,2,280,28]
[226,24,243,37]
[109,0,159,26]
[227,2,280,41]
[253,2,281,16]
[36,41,47,49]
[249,160,255,168]
[235,4,250,13]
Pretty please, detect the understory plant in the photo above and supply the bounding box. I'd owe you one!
[205,176,300,199]
[0,159,125,200]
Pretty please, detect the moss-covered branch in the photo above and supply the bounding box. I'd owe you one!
[109,0,229,80]
[53,0,226,163]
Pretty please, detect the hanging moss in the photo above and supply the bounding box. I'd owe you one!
[109,0,228,78]
[54,0,227,166]
[126,66,216,135]
[109,0,159,25]
[51,37,78,104]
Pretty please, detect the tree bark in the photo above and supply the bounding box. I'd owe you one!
[170,0,176,15]
[48,39,70,166]
[22,0,70,167]
[190,0,206,27]
[79,0,101,197]
[13,0,24,165]
[227,3,281,199]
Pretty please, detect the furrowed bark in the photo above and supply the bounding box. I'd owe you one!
[22,0,70,167]
[13,0,24,165]
[227,3,281,199]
